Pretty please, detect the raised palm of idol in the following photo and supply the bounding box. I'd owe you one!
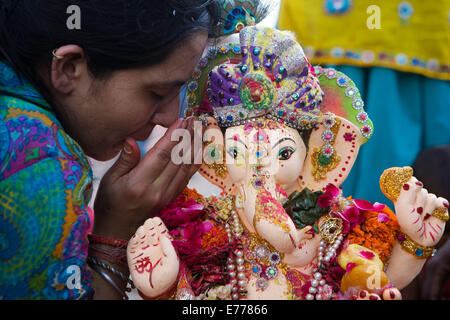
[126,27,449,300]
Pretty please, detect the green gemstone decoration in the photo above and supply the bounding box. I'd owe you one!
[318,153,332,166]
[239,73,275,111]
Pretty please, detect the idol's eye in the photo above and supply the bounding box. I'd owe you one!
[227,146,240,159]
[278,146,295,160]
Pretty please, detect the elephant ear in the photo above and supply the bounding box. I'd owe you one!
[198,116,237,195]
[299,67,374,192]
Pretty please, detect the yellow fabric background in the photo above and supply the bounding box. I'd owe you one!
[278,0,450,80]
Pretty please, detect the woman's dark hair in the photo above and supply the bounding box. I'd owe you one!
[0,0,221,107]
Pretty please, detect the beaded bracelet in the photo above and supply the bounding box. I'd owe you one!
[397,232,436,259]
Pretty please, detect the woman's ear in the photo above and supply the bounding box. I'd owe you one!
[198,117,236,194]
[299,115,364,192]
[50,45,89,95]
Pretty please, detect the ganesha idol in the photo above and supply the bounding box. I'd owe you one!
[126,27,449,300]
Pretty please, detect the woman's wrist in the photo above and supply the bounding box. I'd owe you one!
[88,233,133,299]
[92,211,140,241]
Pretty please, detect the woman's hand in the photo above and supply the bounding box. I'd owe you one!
[93,117,202,240]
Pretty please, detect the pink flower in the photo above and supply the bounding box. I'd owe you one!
[318,183,340,209]
[353,199,375,210]
[377,213,391,223]
[359,250,375,260]
[346,262,357,273]
[159,197,205,229]
[300,281,312,299]
[353,199,385,212]
[337,206,363,234]
[373,202,386,212]
[170,221,204,256]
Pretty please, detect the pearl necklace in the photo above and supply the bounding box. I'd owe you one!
[306,215,344,300]
[225,210,247,300]
[305,235,343,300]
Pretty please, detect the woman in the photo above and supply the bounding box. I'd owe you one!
[0,0,220,299]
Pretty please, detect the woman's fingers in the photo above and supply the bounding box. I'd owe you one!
[152,117,203,201]
[163,163,199,205]
[103,137,141,183]
[136,118,188,181]
[155,117,195,184]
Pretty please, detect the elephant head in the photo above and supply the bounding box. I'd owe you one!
[183,26,374,268]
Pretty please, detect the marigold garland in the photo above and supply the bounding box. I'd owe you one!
[201,225,230,251]
[181,187,205,204]
[346,206,400,264]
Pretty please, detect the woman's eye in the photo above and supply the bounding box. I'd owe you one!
[278,147,295,160]
[152,92,164,100]
[227,147,240,159]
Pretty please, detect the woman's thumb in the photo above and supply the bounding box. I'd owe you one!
[106,138,141,182]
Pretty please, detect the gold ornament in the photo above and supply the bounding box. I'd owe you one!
[379,167,413,202]
[311,117,341,181]
[311,149,341,181]
[319,215,343,245]
[398,232,436,259]
[432,207,449,223]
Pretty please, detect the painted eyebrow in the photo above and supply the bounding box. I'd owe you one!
[227,137,248,149]
[272,137,296,149]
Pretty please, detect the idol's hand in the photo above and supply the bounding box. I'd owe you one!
[395,176,448,247]
[127,217,179,298]
[93,117,202,240]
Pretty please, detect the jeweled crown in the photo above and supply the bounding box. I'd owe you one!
[185,26,324,130]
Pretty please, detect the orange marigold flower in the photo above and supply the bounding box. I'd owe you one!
[347,206,400,264]
[201,225,229,251]
[182,187,205,204]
